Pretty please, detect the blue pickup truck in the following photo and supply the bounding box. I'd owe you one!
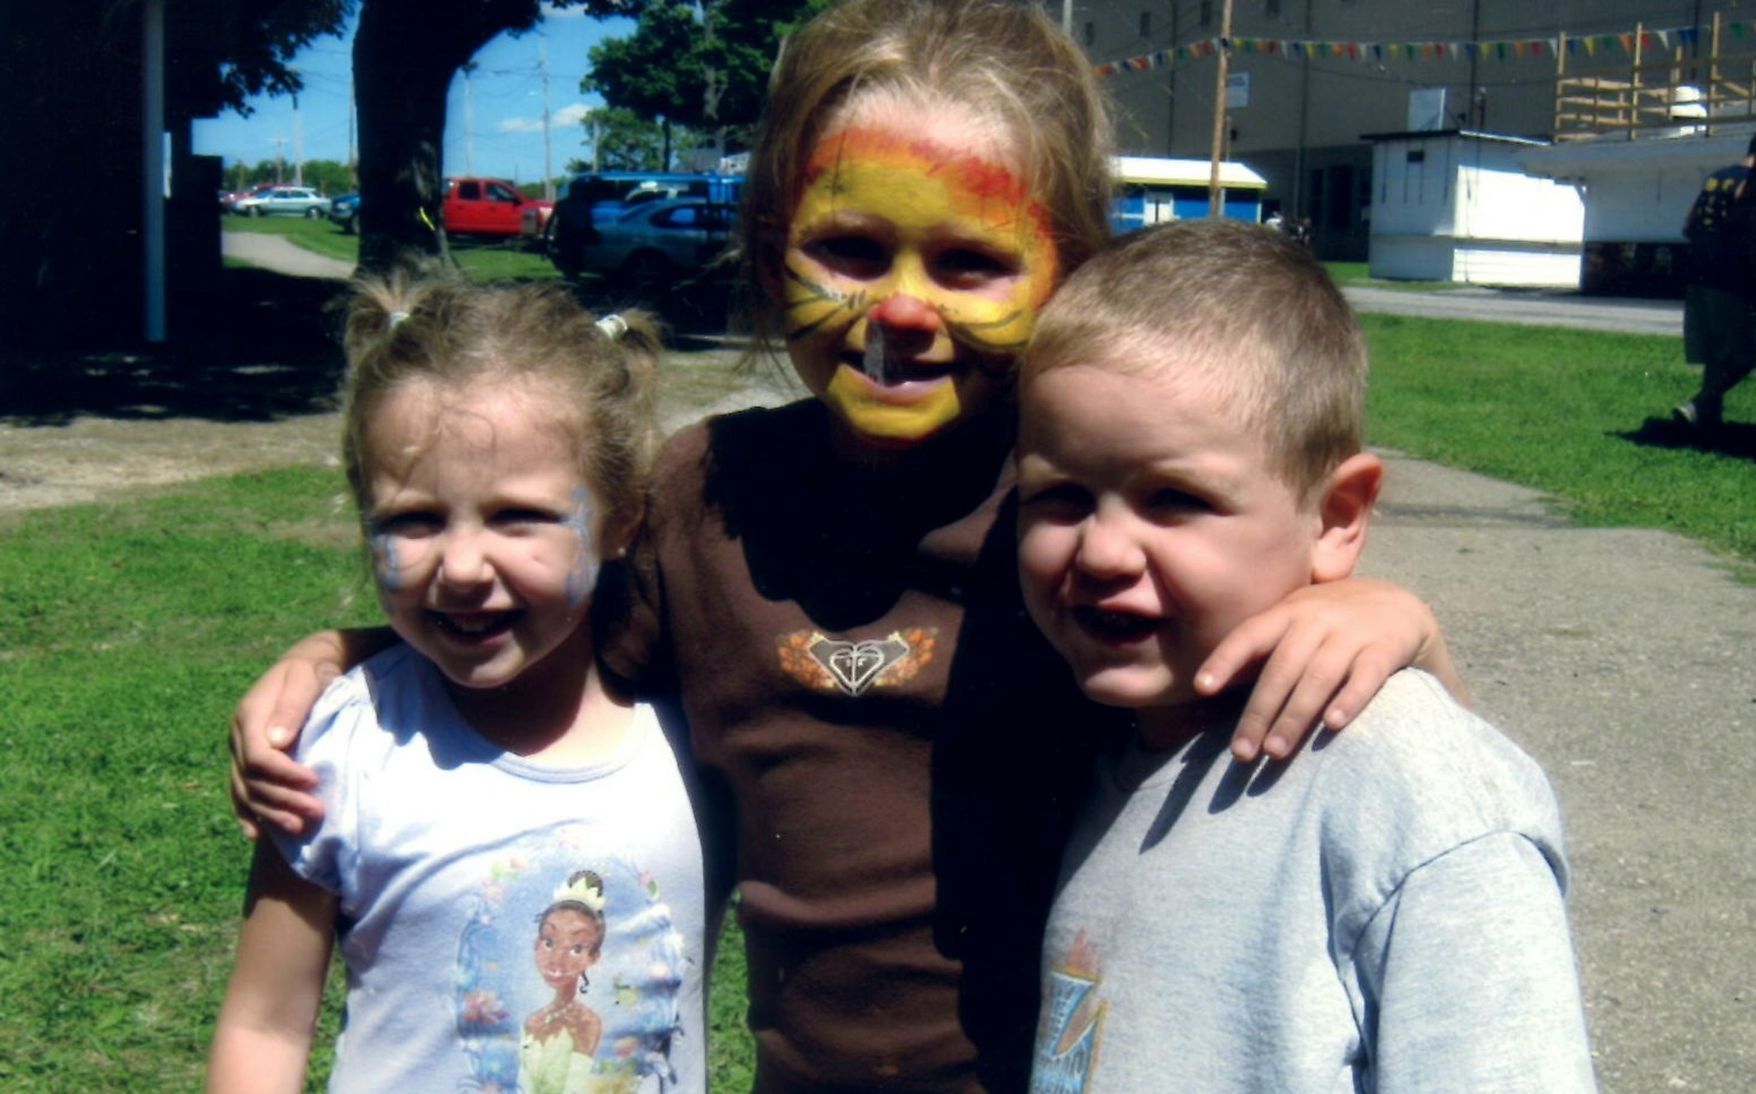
[544,171,744,278]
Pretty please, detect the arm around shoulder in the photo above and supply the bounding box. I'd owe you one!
[229,627,397,839]
[208,841,338,1094]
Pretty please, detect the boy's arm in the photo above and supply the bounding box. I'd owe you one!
[1197,578,1467,762]
[1358,833,1596,1092]
[207,841,338,1094]
[229,627,396,838]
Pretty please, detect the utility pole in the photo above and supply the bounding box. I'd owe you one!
[292,89,304,185]
[540,34,554,199]
[1208,0,1233,217]
[1062,0,1073,34]
[271,135,288,182]
[463,62,477,177]
[347,76,357,189]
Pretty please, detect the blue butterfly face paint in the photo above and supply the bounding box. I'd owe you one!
[369,529,403,591]
[562,485,600,608]
[359,380,603,695]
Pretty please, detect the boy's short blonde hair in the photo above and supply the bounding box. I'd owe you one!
[1023,219,1367,498]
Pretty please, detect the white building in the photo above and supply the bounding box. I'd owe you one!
[1365,130,1584,287]
[1520,128,1756,292]
[1059,0,1754,265]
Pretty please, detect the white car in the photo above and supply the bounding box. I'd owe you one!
[231,186,329,218]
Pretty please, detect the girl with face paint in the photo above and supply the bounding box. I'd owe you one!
[210,274,707,1093]
[228,3,1463,1090]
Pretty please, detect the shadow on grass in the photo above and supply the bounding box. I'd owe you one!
[0,264,747,429]
[1,267,350,427]
[1615,415,1756,461]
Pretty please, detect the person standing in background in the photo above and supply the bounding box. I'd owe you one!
[1674,134,1756,433]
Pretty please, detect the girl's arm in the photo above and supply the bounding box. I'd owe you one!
[1197,578,1466,762]
[207,841,337,1094]
[229,627,397,838]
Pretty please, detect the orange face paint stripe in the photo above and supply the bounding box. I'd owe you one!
[802,125,1058,277]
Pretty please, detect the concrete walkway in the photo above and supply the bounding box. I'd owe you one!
[1345,284,1684,337]
[222,230,355,280]
[1363,458,1754,1092]
[227,229,1752,1089]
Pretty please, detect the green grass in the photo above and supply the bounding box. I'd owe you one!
[1362,313,1756,561]
[223,213,561,281]
[0,468,374,1090]
[1324,261,1457,291]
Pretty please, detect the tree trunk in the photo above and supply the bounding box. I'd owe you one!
[352,0,539,274]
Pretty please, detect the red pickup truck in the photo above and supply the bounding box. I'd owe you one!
[441,177,552,239]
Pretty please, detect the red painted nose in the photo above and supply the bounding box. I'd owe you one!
[867,293,942,332]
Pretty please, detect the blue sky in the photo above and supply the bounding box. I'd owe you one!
[194,5,633,188]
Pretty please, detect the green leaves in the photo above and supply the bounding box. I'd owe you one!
[584,0,822,136]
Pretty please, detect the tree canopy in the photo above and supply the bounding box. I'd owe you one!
[215,0,829,271]
[582,0,828,143]
[209,0,354,114]
[569,107,709,173]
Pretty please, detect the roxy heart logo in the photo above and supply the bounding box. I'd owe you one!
[776,628,938,697]
[810,634,910,696]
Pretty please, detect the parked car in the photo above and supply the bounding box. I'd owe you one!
[329,192,360,234]
[222,182,279,212]
[544,172,743,275]
[569,197,737,291]
[231,185,329,218]
[441,177,552,239]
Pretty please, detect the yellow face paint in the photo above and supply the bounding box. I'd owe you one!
[781,120,1060,446]
[822,365,963,441]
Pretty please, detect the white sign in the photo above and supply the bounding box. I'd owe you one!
[1226,71,1250,109]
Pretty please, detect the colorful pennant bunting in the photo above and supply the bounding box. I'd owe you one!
[1093,20,1756,80]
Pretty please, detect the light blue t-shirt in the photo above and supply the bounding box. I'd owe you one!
[1030,670,1595,1093]
[271,644,706,1092]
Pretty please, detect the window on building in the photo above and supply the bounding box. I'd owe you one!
[1200,1,1212,27]
[1266,0,1281,17]
[1085,20,1095,46]
[1140,11,1151,36]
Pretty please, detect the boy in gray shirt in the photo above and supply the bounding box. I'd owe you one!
[1015,220,1595,1092]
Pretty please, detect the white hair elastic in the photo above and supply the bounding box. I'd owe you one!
[595,313,629,341]
[387,310,410,330]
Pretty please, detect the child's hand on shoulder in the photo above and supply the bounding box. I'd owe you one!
[1196,578,1464,763]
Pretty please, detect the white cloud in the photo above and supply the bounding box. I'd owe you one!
[498,102,593,134]
[554,102,593,127]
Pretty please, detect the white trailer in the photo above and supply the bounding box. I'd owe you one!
[1365,129,1586,288]
[1520,128,1756,293]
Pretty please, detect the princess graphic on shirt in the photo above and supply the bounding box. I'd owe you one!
[522,870,611,1092]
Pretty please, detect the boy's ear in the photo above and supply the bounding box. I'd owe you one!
[1309,453,1383,584]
